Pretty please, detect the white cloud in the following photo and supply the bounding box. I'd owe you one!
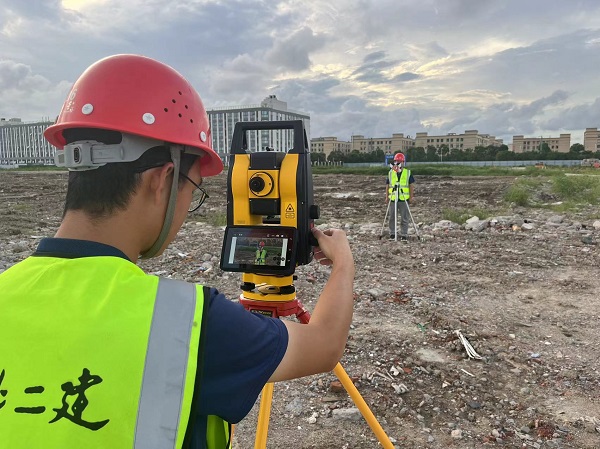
[2,0,600,142]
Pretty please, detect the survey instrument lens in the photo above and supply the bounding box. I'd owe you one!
[249,176,265,193]
[248,172,274,197]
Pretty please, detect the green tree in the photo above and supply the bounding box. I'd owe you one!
[438,144,450,161]
[570,143,585,153]
[407,146,426,162]
[327,150,345,162]
[426,145,438,162]
[310,152,326,163]
[538,142,552,158]
[474,146,488,161]
[372,149,385,162]
[495,149,513,161]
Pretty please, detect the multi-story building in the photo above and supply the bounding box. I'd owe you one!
[0,118,55,166]
[415,130,503,150]
[512,134,570,153]
[583,128,600,152]
[310,136,351,157]
[350,133,415,154]
[207,95,310,160]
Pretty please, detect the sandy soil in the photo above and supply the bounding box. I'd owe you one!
[1,170,599,448]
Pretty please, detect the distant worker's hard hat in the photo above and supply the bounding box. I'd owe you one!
[259,241,265,247]
[393,153,405,163]
[43,54,223,177]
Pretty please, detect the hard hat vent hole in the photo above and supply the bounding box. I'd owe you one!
[185,105,189,109]
[164,108,168,112]
[190,119,194,124]
[172,99,176,103]
[178,113,182,118]
[178,91,182,95]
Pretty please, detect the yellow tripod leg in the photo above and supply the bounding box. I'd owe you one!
[333,363,395,449]
[254,382,274,448]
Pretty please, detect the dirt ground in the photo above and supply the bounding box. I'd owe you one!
[1,170,599,448]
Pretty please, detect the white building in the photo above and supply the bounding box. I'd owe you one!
[207,95,310,160]
[0,118,55,166]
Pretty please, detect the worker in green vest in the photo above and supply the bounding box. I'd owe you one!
[255,241,267,265]
[386,152,415,241]
[0,54,355,449]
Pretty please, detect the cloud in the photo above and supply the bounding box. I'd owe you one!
[392,72,422,82]
[542,97,600,130]
[0,60,69,120]
[3,0,600,145]
[265,27,327,72]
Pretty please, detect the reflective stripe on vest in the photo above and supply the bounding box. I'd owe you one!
[135,277,196,448]
[388,169,410,201]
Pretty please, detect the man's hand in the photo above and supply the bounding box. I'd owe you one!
[311,228,353,268]
[271,227,355,382]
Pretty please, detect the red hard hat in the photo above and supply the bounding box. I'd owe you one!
[393,153,405,163]
[259,241,265,247]
[44,54,223,177]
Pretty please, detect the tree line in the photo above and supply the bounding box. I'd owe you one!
[311,143,600,163]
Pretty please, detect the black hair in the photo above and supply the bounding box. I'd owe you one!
[62,128,197,219]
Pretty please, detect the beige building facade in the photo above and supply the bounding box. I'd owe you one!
[310,136,351,157]
[512,134,571,153]
[415,130,503,150]
[583,128,600,152]
[350,133,415,154]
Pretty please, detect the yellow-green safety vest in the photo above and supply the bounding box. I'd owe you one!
[255,248,267,265]
[0,255,230,448]
[388,169,411,201]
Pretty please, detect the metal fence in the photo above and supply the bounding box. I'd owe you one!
[342,160,584,168]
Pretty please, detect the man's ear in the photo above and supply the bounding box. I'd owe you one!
[147,163,174,205]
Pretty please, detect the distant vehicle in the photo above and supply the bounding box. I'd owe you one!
[581,158,600,168]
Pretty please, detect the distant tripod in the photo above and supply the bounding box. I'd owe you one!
[390,185,420,241]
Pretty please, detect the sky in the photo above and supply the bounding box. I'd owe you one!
[2,0,600,145]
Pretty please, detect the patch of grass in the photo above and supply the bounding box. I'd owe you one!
[546,201,579,213]
[204,212,228,227]
[441,207,496,223]
[503,183,531,207]
[551,174,600,204]
[13,204,31,212]
[188,211,228,227]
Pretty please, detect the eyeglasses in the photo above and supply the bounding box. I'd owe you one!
[392,162,402,166]
[133,163,208,212]
[179,173,209,212]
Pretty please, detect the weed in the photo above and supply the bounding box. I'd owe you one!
[441,207,495,224]
[503,184,530,207]
[204,212,228,227]
[551,175,600,204]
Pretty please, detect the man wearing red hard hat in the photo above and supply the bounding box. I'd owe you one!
[386,152,415,241]
[0,54,355,448]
